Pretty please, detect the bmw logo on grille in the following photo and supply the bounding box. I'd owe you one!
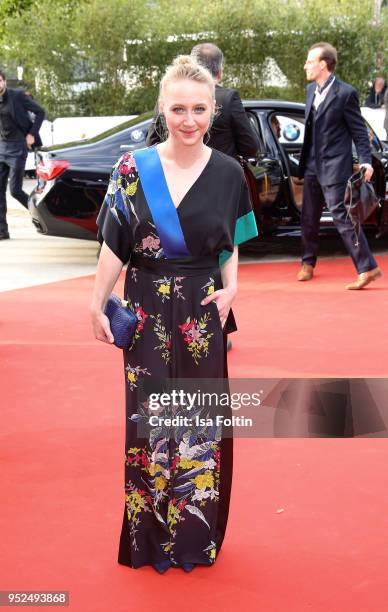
[130,129,145,142]
[283,124,301,142]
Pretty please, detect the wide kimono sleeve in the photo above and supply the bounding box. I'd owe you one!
[96,152,139,264]
[219,170,258,266]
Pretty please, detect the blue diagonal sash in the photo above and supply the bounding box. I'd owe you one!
[133,147,190,257]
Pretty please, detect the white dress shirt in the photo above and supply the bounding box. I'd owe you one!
[313,76,336,110]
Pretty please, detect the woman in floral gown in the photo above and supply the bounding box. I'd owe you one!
[91,55,257,573]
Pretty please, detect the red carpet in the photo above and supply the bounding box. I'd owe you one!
[1,255,388,611]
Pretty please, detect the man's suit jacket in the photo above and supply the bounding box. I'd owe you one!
[383,89,388,136]
[299,78,372,186]
[6,89,45,148]
[146,84,260,158]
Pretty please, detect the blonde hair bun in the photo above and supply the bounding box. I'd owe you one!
[159,54,215,103]
[172,55,197,67]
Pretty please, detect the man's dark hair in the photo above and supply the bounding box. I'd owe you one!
[0,69,6,80]
[191,43,223,78]
[309,42,337,72]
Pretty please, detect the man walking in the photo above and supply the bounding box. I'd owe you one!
[0,69,45,240]
[298,42,381,289]
[146,43,260,158]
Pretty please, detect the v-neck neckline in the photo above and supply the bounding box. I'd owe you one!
[155,145,214,211]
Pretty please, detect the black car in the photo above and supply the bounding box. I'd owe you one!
[29,101,388,244]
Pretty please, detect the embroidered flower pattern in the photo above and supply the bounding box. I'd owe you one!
[125,481,152,551]
[153,275,187,303]
[154,276,172,302]
[128,302,149,342]
[105,152,139,226]
[124,404,222,564]
[130,267,138,282]
[126,447,150,468]
[173,276,185,300]
[141,234,161,253]
[204,541,217,562]
[178,313,214,364]
[133,222,164,258]
[201,277,215,296]
[150,313,172,364]
[125,364,151,390]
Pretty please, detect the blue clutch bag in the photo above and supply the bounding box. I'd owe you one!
[104,294,137,350]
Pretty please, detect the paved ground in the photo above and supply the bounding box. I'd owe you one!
[0,179,99,292]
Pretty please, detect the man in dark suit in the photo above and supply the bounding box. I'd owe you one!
[0,69,45,240]
[146,43,260,158]
[365,77,386,108]
[298,42,381,290]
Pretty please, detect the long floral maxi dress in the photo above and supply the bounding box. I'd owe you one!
[97,147,258,569]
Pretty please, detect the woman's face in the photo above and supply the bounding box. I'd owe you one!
[159,78,215,147]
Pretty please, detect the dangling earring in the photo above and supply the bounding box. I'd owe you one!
[204,113,215,145]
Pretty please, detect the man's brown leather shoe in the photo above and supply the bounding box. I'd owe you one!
[297,264,314,281]
[345,266,382,290]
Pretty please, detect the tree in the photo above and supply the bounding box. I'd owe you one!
[0,0,385,117]
[0,0,33,72]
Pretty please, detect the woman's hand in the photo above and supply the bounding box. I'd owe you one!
[201,286,236,329]
[90,308,115,345]
[90,242,124,345]
[26,134,35,149]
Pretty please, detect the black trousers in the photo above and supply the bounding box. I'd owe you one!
[0,141,29,233]
[301,175,377,273]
